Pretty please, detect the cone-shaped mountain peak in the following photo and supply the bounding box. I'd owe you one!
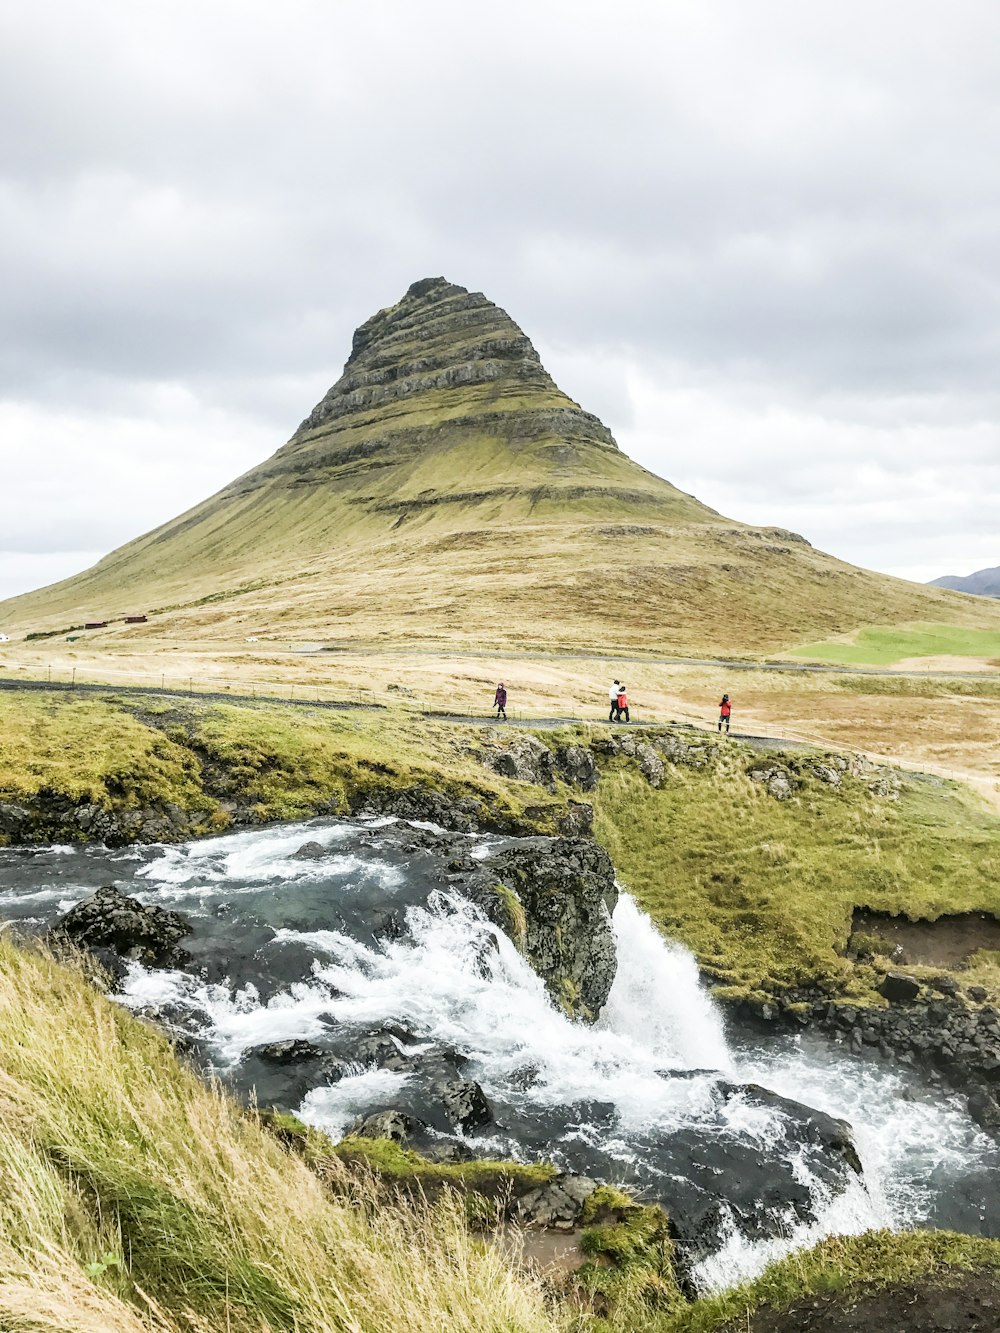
[5,278,999,655]
[239,276,624,501]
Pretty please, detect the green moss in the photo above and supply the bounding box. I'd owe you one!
[572,1197,685,1324]
[494,882,528,951]
[332,1136,557,1197]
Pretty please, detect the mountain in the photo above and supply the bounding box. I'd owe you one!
[6,277,1000,655]
[930,567,1000,599]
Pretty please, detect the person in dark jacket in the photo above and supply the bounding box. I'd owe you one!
[718,693,731,733]
[494,682,507,720]
[608,679,621,722]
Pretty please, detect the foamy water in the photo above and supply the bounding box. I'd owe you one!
[1,818,996,1291]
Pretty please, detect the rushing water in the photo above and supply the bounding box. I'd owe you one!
[2,817,998,1290]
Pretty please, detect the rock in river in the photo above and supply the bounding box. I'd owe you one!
[51,885,192,969]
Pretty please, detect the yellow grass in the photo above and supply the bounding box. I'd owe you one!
[0,938,560,1332]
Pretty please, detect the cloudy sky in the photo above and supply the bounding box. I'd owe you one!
[3,0,999,602]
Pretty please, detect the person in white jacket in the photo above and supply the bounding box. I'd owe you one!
[608,679,621,722]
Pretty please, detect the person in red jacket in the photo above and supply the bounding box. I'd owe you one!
[718,693,732,733]
[616,684,629,724]
[494,682,507,720]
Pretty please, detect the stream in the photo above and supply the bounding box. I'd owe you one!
[2,816,998,1291]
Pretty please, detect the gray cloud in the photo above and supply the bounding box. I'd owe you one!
[2,0,999,600]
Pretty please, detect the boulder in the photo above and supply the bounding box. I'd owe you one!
[554,745,599,791]
[436,1079,493,1133]
[490,736,556,788]
[748,766,794,800]
[869,771,902,800]
[476,838,619,1020]
[635,743,665,788]
[247,1039,327,1064]
[293,841,326,859]
[969,1089,1000,1133]
[352,1110,420,1143]
[514,1173,598,1230]
[880,972,922,1004]
[557,802,594,837]
[51,885,192,968]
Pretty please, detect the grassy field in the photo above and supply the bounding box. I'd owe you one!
[791,622,1000,667]
[5,638,999,813]
[0,691,566,836]
[584,729,1000,1002]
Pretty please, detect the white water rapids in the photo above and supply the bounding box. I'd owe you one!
[2,818,996,1291]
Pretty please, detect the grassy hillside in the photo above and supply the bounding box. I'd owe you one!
[588,736,1000,1002]
[0,935,564,1332]
[4,690,999,1005]
[4,278,999,656]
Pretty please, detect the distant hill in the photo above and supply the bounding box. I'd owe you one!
[930,567,1000,599]
[5,277,1000,655]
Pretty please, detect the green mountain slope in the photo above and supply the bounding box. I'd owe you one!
[6,277,1000,655]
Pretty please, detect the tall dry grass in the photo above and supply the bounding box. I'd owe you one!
[0,937,561,1332]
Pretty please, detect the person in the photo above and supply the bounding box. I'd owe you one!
[494,682,507,720]
[616,683,629,724]
[608,678,621,722]
[718,693,732,733]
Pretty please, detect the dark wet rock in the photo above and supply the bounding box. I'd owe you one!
[554,744,599,791]
[352,1109,421,1143]
[969,986,989,1003]
[350,784,481,832]
[932,975,961,997]
[635,743,665,788]
[51,885,192,968]
[248,1038,327,1065]
[880,972,922,1003]
[718,1083,863,1176]
[969,1090,1000,1133]
[514,1172,598,1229]
[351,1027,420,1072]
[656,1088,864,1289]
[436,1079,493,1133]
[470,837,619,1020]
[293,840,326,859]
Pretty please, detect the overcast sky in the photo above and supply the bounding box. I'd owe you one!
[3,0,1000,604]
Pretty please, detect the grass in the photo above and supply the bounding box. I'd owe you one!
[792,623,1000,666]
[0,937,561,1333]
[587,732,1000,1000]
[0,691,566,841]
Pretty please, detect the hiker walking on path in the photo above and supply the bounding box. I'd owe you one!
[718,693,731,733]
[616,683,630,724]
[494,682,508,720]
[608,679,621,722]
